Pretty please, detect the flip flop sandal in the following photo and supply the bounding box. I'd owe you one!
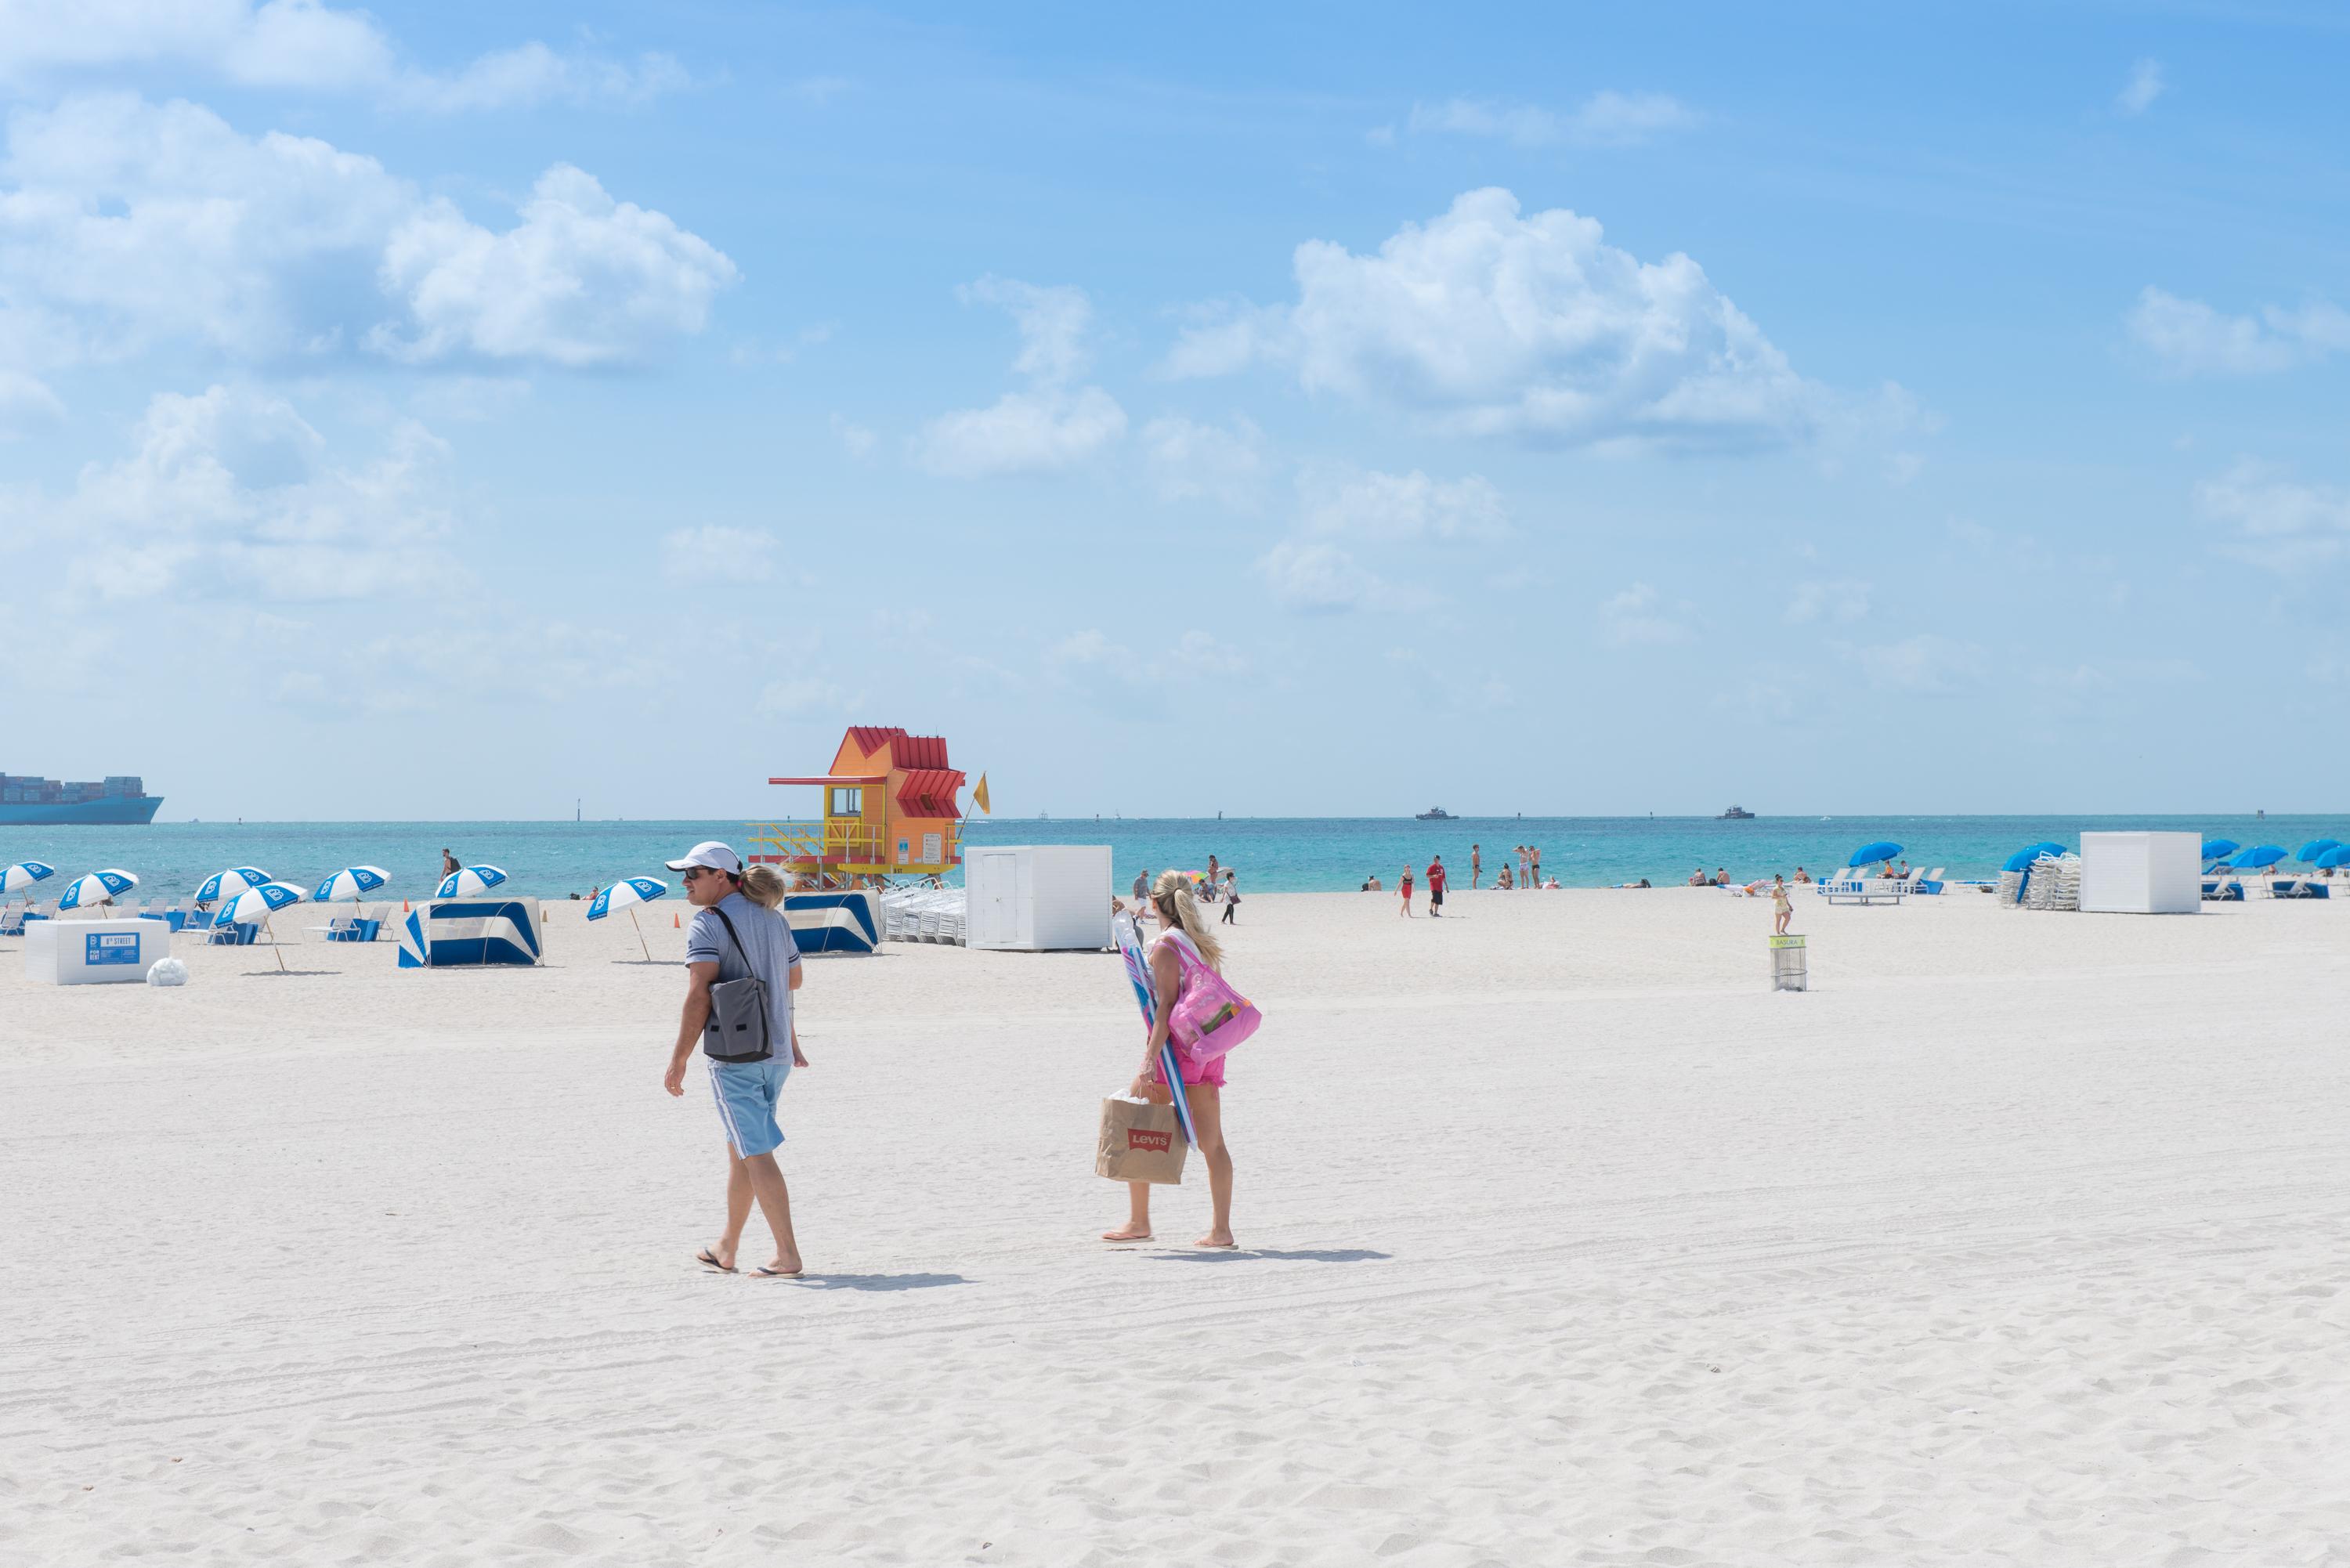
[755,1265,801,1277]
[696,1249,737,1274]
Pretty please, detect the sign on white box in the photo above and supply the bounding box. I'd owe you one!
[24,916,172,984]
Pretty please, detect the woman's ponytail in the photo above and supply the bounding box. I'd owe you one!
[1151,870,1224,970]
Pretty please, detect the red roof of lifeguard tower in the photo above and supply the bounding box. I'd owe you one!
[756,726,967,883]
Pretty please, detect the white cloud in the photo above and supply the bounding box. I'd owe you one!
[1256,540,1383,612]
[1173,630,1249,677]
[2128,286,2350,378]
[2117,59,2165,116]
[1854,634,1986,695]
[662,525,783,586]
[1156,301,1285,380]
[0,368,63,435]
[916,388,1126,479]
[1050,626,1249,681]
[916,277,1126,477]
[1784,579,1871,624]
[2196,461,2350,571]
[1597,583,1691,647]
[830,414,878,461]
[0,96,735,370]
[1141,414,1267,508]
[1300,467,1507,541]
[371,164,737,367]
[1405,92,1700,148]
[1164,188,1829,449]
[0,2,686,110]
[2,383,460,604]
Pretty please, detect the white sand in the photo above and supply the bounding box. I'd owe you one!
[4,887,2347,1565]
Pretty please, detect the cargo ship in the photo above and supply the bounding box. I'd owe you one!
[0,773,164,826]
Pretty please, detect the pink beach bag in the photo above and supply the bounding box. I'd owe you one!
[1158,930,1262,1063]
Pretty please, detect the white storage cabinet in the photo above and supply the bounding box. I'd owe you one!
[964,845,1112,951]
[25,916,172,984]
[2078,832,2201,914]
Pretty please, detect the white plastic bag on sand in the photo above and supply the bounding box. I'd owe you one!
[146,957,189,987]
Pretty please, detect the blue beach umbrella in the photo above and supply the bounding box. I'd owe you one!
[197,866,271,906]
[2000,849,2042,873]
[2295,839,2340,863]
[216,880,306,972]
[3,860,56,898]
[587,876,667,959]
[2200,839,2240,862]
[313,865,390,905]
[2316,846,2350,870]
[58,869,138,911]
[436,864,508,898]
[2231,845,2286,871]
[1848,840,1903,869]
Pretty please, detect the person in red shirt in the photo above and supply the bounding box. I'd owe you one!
[1397,863,1415,916]
[1426,854,1448,916]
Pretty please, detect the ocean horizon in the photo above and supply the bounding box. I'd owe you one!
[2,813,2334,900]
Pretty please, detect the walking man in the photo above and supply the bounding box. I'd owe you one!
[661,840,808,1277]
[1471,844,1481,889]
[1427,854,1448,916]
[440,847,459,878]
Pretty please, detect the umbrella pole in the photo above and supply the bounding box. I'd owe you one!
[267,913,285,971]
[631,906,649,961]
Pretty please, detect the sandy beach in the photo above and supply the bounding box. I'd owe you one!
[4,887,2346,1565]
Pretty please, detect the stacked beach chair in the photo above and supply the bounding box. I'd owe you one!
[880,887,967,945]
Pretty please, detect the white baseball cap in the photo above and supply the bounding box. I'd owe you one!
[664,840,742,874]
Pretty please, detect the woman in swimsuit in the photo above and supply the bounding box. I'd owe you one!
[1102,872,1238,1248]
[1398,864,1415,916]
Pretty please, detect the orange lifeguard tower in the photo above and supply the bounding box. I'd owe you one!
[749,726,967,887]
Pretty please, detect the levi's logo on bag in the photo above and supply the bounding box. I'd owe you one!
[1127,1128,1173,1154]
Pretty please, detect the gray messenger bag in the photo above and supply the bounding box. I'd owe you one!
[701,905,772,1064]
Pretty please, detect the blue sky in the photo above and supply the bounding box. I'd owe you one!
[3,2,2346,819]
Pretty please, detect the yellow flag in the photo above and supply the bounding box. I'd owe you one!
[972,772,991,815]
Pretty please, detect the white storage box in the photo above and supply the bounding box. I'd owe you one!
[964,845,1112,951]
[25,916,171,985]
[2079,832,2201,914]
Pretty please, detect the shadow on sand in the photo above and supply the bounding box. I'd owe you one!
[780,1272,971,1292]
[1154,1248,1391,1264]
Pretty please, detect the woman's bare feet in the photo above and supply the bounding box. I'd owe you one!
[1194,1230,1237,1248]
[1100,1224,1152,1242]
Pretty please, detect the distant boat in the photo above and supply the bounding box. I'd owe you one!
[1718,804,1755,820]
[1415,807,1455,820]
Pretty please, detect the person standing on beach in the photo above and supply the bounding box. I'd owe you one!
[1220,868,1238,924]
[1771,875,1792,935]
[1398,863,1415,916]
[1529,845,1541,889]
[1470,844,1481,888]
[1426,854,1447,917]
[660,841,809,1278]
[440,847,459,878]
[1102,872,1237,1248]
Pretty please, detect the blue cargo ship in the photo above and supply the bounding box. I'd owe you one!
[0,773,164,826]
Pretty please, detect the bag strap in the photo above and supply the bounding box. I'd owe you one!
[709,901,754,971]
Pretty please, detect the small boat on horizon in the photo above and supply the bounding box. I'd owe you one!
[1719,804,1756,820]
[1415,806,1455,821]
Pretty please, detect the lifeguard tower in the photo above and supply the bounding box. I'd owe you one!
[749,726,967,888]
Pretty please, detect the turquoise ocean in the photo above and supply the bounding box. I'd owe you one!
[1,814,2334,901]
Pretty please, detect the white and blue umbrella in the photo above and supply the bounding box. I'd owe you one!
[314,865,390,905]
[58,868,138,911]
[3,860,56,898]
[436,864,508,898]
[197,866,272,906]
[216,880,307,972]
[587,876,667,959]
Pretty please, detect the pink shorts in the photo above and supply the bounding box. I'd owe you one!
[1152,1048,1225,1090]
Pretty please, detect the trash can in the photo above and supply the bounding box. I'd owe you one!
[1769,934,1807,992]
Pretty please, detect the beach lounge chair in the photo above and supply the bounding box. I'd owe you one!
[0,905,24,937]
[2271,875,2329,899]
[2201,879,2243,901]
[309,914,359,941]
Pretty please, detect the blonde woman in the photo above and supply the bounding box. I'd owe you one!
[1102,872,1237,1248]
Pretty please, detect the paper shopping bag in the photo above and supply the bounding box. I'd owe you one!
[1096,1096,1188,1184]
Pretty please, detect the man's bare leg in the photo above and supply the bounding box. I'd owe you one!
[1102,1180,1152,1241]
[704,1148,754,1270]
[739,1151,801,1274]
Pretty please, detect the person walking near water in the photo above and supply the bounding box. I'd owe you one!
[661,841,809,1277]
[1398,862,1415,916]
[1770,874,1792,936]
[440,847,459,879]
[1470,844,1481,889]
[1220,868,1238,924]
[1102,872,1238,1248]
[1427,854,1448,916]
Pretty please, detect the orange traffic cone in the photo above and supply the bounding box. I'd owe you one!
[403,899,410,912]
[672,912,680,928]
